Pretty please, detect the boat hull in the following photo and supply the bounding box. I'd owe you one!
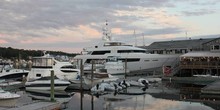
[82,76,119,86]
[0,98,19,107]
[25,79,70,91]
[25,86,68,91]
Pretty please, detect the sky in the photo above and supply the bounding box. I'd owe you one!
[0,0,220,53]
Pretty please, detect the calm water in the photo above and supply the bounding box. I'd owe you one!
[64,79,219,110]
[14,78,220,110]
[65,92,214,110]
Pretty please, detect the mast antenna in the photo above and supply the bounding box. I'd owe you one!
[134,30,137,46]
[142,33,145,46]
[102,20,112,41]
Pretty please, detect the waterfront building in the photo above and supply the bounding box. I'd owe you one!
[178,51,220,77]
[140,37,220,54]
[139,37,220,77]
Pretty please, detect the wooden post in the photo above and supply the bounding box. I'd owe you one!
[91,60,94,87]
[80,59,83,110]
[50,70,55,102]
[91,95,94,110]
[125,58,127,79]
[80,59,84,91]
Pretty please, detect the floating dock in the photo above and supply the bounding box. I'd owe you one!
[162,76,220,85]
[201,80,220,99]
[66,83,91,91]
[0,101,62,110]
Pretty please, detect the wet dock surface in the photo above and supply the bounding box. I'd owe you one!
[201,80,220,100]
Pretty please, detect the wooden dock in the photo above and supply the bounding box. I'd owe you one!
[162,76,220,85]
[0,101,61,110]
[66,83,91,91]
[201,80,220,99]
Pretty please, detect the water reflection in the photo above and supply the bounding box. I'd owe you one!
[66,81,217,110]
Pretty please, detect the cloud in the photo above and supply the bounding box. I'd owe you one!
[0,0,219,53]
[182,9,216,16]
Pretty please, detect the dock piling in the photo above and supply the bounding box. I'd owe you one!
[50,70,55,102]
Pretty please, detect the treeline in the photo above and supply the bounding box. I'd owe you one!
[0,47,79,60]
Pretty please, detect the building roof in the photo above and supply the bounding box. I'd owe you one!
[180,51,220,57]
[140,38,218,50]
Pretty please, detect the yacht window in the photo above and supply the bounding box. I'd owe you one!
[104,42,132,46]
[214,45,219,50]
[118,50,146,53]
[144,60,150,62]
[61,65,76,69]
[91,51,110,55]
[32,58,53,68]
[120,58,140,62]
[85,59,106,64]
[36,74,41,77]
[152,59,158,61]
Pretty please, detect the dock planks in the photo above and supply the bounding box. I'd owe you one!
[201,80,220,99]
[0,101,61,110]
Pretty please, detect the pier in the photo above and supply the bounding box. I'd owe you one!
[0,101,62,110]
[201,80,220,100]
[162,76,220,85]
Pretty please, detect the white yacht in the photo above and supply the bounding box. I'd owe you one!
[74,22,179,74]
[25,76,70,91]
[0,88,20,107]
[26,53,80,82]
[0,62,29,81]
[103,56,130,75]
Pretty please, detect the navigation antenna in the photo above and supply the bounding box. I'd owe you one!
[102,20,112,41]
[134,30,137,46]
[142,33,145,46]
[185,31,188,40]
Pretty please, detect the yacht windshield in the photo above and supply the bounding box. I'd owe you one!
[32,58,53,68]
[118,50,146,53]
[104,42,132,46]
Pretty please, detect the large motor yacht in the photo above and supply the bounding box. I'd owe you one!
[74,21,179,74]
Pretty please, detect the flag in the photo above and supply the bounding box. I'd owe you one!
[163,66,172,76]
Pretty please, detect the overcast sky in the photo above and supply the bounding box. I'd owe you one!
[0,0,220,53]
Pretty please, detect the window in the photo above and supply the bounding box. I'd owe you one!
[91,51,110,55]
[32,58,53,68]
[120,58,140,62]
[118,50,146,53]
[214,45,220,50]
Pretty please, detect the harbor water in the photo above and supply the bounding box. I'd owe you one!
[8,76,220,110]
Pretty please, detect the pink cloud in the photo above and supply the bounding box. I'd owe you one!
[0,39,8,44]
[20,25,102,44]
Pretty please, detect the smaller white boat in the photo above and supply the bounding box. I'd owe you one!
[128,78,149,87]
[91,82,117,93]
[26,89,74,101]
[0,88,20,107]
[26,53,80,83]
[83,63,105,74]
[25,76,70,91]
[0,62,29,81]
[0,79,24,91]
[104,56,130,76]
[118,80,131,88]
[83,72,119,86]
